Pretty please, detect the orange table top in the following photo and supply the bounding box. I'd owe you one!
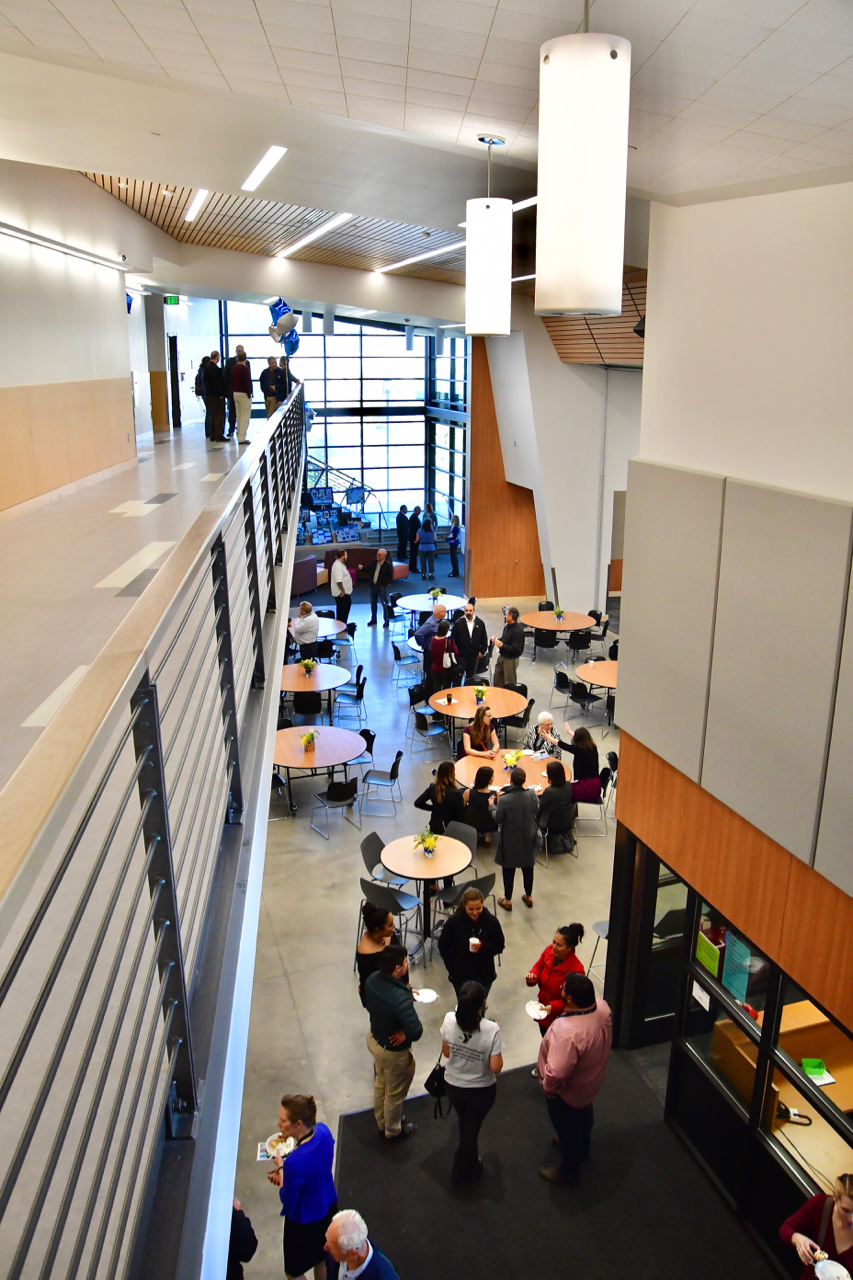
[519,611,596,632]
[380,833,472,882]
[280,663,351,692]
[427,685,526,720]
[273,725,365,769]
[575,660,618,689]
[455,750,571,791]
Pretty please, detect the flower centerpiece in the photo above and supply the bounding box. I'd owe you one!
[503,749,523,771]
[428,587,442,600]
[298,658,317,674]
[300,729,318,749]
[554,608,564,622]
[473,684,486,706]
[414,829,438,858]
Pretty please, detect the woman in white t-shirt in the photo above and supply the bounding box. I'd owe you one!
[440,981,504,1185]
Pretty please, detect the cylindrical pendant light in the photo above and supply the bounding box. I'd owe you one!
[405,324,414,351]
[323,306,334,336]
[465,197,513,336]
[535,32,631,316]
[302,307,313,333]
[434,327,445,356]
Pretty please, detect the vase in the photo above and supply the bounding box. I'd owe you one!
[475,696,483,706]
[303,740,315,751]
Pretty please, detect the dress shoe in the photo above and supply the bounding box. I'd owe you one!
[539,1167,579,1187]
[385,1120,417,1142]
[367,620,377,627]
[522,894,533,908]
[498,898,512,911]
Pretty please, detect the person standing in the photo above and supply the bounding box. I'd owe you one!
[416,518,437,580]
[437,887,504,997]
[227,1199,258,1280]
[526,925,586,1034]
[495,766,539,910]
[414,601,446,687]
[279,354,291,400]
[195,355,212,438]
[325,1210,400,1280]
[395,505,409,563]
[224,343,250,437]
[291,601,319,659]
[430,619,458,693]
[260,355,280,417]
[407,506,422,573]
[492,606,526,688]
[537,973,612,1187]
[203,351,227,442]
[447,515,463,578]
[231,351,253,445]
[440,981,504,1185]
[365,548,393,628]
[330,548,353,624]
[364,945,421,1141]
[267,1093,337,1280]
[451,601,487,682]
[356,902,399,1007]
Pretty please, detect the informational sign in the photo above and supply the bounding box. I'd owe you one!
[692,981,711,1012]
[721,930,751,1002]
[695,931,721,978]
[164,295,179,305]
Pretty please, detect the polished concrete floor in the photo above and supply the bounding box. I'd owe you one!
[236,582,621,1276]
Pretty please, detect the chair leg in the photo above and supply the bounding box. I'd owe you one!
[311,799,330,839]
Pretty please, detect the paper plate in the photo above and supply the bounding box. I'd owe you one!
[522,749,534,756]
[266,1133,296,1159]
[412,988,438,1003]
[816,1262,851,1280]
[525,1000,549,1021]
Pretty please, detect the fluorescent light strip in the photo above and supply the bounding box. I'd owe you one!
[184,188,209,222]
[512,274,536,282]
[376,240,466,274]
[262,295,280,304]
[278,211,354,258]
[0,221,127,271]
[512,196,538,211]
[440,323,465,328]
[241,145,288,192]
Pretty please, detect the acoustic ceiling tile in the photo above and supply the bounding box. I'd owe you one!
[271,46,340,73]
[476,59,538,90]
[409,0,495,37]
[746,112,826,140]
[784,0,853,43]
[629,88,693,115]
[116,1,195,27]
[409,21,486,58]
[755,151,830,172]
[506,136,537,160]
[287,86,347,107]
[338,57,406,84]
[468,79,536,108]
[407,47,482,79]
[404,84,469,110]
[721,128,793,153]
[343,75,404,101]
[757,28,853,72]
[665,10,773,56]
[656,114,733,141]
[334,34,406,65]
[13,27,93,49]
[678,100,760,128]
[275,65,343,90]
[802,73,853,106]
[135,26,208,51]
[590,0,693,42]
[630,65,717,99]
[406,66,475,96]
[480,34,539,68]
[724,55,821,94]
[217,57,281,80]
[699,79,789,112]
[768,92,853,125]
[333,0,409,15]
[154,45,219,67]
[263,24,336,52]
[640,38,741,80]
[227,75,288,97]
[813,126,853,152]
[496,0,582,19]
[489,8,578,43]
[168,67,228,85]
[67,15,139,40]
[0,4,74,30]
[692,0,804,23]
[786,139,853,162]
[403,101,465,123]
[254,0,333,30]
[331,8,409,44]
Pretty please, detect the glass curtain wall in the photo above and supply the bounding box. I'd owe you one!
[427,335,468,527]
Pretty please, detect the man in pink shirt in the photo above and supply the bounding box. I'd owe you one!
[537,972,612,1186]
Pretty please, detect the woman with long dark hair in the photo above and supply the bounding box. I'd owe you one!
[267,1093,337,1280]
[440,981,504,1184]
[430,619,459,693]
[355,902,398,1007]
[461,705,499,759]
[437,887,505,997]
[559,724,602,803]
[537,759,576,854]
[463,764,499,843]
[414,760,466,834]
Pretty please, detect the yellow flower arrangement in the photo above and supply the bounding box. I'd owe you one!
[503,749,523,770]
[414,829,438,858]
[300,729,318,748]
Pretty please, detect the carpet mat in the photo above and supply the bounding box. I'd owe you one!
[335,1051,777,1280]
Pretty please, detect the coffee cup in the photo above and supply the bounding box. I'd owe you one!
[469,937,481,952]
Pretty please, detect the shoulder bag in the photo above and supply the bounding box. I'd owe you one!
[424,1052,450,1119]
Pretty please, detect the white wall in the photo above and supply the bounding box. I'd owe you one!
[641,181,853,502]
[127,293,151,436]
[162,297,220,426]
[600,370,643,597]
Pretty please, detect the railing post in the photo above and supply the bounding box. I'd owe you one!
[242,485,267,689]
[130,672,198,1138]
[259,452,277,612]
[210,534,244,823]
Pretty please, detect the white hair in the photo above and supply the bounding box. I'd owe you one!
[331,1209,368,1252]
[537,710,553,725]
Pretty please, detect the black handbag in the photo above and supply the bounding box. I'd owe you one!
[424,1053,450,1119]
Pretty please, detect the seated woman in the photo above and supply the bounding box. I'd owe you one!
[414,759,467,834]
[537,759,576,853]
[460,705,500,760]
[523,710,563,758]
[430,619,459,694]
[559,724,601,803]
[355,902,399,1007]
[463,764,499,845]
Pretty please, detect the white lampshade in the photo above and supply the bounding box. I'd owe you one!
[535,32,631,317]
[405,324,414,351]
[302,307,313,333]
[465,197,513,336]
[434,327,445,356]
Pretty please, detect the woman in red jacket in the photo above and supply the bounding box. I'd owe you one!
[525,924,585,1035]
[780,1175,853,1280]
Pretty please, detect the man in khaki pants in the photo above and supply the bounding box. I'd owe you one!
[364,945,422,1142]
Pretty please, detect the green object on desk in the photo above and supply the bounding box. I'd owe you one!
[802,1058,827,1076]
[695,931,721,978]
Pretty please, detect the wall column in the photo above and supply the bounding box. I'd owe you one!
[144,294,169,433]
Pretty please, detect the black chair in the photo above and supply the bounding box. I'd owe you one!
[550,669,571,710]
[334,676,367,725]
[608,639,619,661]
[315,638,336,662]
[435,872,497,924]
[277,701,294,730]
[533,601,557,662]
[292,690,322,721]
[350,728,376,775]
[386,593,407,636]
[505,681,528,698]
[412,711,450,755]
[587,609,602,626]
[342,663,364,690]
[311,776,361,838]
[605,750,618,813]
[360,830,410,890]
[361,750,404,817]
[333,621,358,662]
[316,609,335,619]
[471,641,494,681]
[502,696,534,740]
[567,630,592,661]
[539,805,578,866]
[355,877,419,959]
[567,680,600,718]
[392,641,421,686]
[590,618,609,652]
[418,611,432,627]
[406,683,440,739]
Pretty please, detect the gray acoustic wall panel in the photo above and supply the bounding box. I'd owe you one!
[702,480,852,863]
[618,459,725,780]
[815,582,853,895]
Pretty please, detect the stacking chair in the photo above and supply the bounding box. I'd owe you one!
[590,618,609,652]
[412,711,450,756]
[334,676,367,725]
[443,819,478,865]
[342,663,364,691]
[505,681,528,699]
[471,641,494,683]
[502,697,534,742]
[316,609,335,619]
[315,638,336,663]
[333,621,358,663]
[349,728,376,776]
[567,630,592,662]
[532,600,557,663]
[587,920,609,987]
[406,683,440,739]
[392,641,421,687]
[608,639,619,661]
[386,593,408,637]
[566,680,600,719]
[574,767,612,837]
[549,669,572,710]
[360,750,404,817]
[311,776,361,838]
[292,690,323,722]
[360,831,409,889]
[538,806,578,866]
[355,878,420,962]
[605,750,618,813]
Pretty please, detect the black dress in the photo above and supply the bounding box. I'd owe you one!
[463,788,498,834]
[437,908,505,992]
[537,783,576,853]
[355,932,401,1006]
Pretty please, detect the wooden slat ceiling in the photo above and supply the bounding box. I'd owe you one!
[541,271,646,368]
[84,174,465,283]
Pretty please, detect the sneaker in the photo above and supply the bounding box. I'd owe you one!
[385,1120,417,1142]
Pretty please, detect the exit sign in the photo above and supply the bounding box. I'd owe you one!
[164,295,179,305]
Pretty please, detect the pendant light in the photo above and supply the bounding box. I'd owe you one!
[535,9,631,317]
[465,135,513,337]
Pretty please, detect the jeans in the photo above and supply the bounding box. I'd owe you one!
[449,545,460,575]
[369,584,390,623]
[334,594,352,624]
[546,1096,593,1182]
[420,550,435,577]
[494,654,518,687]
[445,1082,496,1184]
[502,865,533,899]
[368,1035,415,1136]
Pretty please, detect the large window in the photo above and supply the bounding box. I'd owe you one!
[427,336,467,527]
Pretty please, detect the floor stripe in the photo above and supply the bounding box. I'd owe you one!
[110,501,157,518]
[94,541,176,589]
[22,665,90,727]
[200,473,227,482]
[144,492,177,505]
[173,463,195,471]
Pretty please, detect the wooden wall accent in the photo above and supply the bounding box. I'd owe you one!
[0,378,136,514]
[541,270,646,367]
[616,732,853,1031]
[608,558,623,591]
[150,370,169,431]
[467,337,545,599]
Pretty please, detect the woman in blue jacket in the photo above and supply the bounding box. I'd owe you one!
[416,518,437,579]
[268,1094,337,1280]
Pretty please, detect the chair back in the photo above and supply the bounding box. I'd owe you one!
[599,620,609,639]
[520,697,534,729]
[554,670,570,692]
[354,678,367,702]
[315,639,335,660]
[450,609,464,622]
[587,609,602,625]
[316,610,335,619]
[277,706,294,730]
[606,750,619,773]
[359,728,376,758]
[389,750,404,782]
[414,712,431,731]
[359,878,400,914]
[545,803,575,833]
[534,629,557,649]
[328,777,358,804]
[353,664,364,685]
[599,767,612,796]
[608,639,619,660]
[360,831,385,875]
[569,630,591,652]
[346,622,357,638]
[390,592,403,606]
[505,682,528,698]
[392,643,404,662]
[539,600,554,611]
[293,691,322,714]
[470,872,496,898]
[408,684,428,710]
[444,820,477,860]
[568,681,589,706]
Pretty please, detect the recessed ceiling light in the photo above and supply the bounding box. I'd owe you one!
[278,211,354,258]
[375,241,466,274]
[512,196,538,211]
[184,188,209,222]
[161,189,174,199]
[241,145,288,192]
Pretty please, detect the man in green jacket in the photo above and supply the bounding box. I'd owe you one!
[364,945,422,1142]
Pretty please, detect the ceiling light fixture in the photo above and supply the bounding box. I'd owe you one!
[536,26,630,316]
[184,188,209,222]
[161,189,174,199]
[0,221,128,271]
[279,211,354,258]
[376,240,466,274]
[466,135,512,337]
[440,323,465,328]
[512,274,536,282]
[241,145,288,192]
[512,196,538,211]
[262,295,279,304]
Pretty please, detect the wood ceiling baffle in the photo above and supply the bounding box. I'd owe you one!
[541,269,647,368]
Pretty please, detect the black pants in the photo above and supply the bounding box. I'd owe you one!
[449,546,460,576]
[502,866,533,899]
[202,396,212,438]
[445,1082,496,1184]
[457,652,479,682]
[397,538,407,562]
[334,594,352,624]
[546,1097,593,1182]
[227,394,236,430]
[408,542,420,572]
[208,397,226,441]
[299,642,317,660]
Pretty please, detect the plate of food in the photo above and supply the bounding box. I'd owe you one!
[412,988,438,1003]
[266,1133,296,1160]
[525,1000,550,1021]
[815,1261,851,1280]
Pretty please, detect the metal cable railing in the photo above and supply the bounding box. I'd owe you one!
[0,386,305,1279]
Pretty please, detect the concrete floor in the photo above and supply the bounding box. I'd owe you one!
[236,583,620,1276]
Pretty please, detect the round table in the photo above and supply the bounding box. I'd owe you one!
[407,635,422,655]
[427,685,526,720]
[402,592,468,616]
[288,616,346,639]
[455,749,571,790]
[519,610,596,632]
[281,662,351,722]
[575,660,617,689]
[380,833,472,943]
[272,725,365,811]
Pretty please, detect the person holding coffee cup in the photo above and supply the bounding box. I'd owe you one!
[437,887,505,997]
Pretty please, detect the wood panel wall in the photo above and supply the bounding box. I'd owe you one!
[150,370,169,431]
[0,378,136,514]
[467,337,545,599]
[616,732,853,1033]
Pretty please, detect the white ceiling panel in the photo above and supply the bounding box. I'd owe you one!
[407,48,483,79]
[665,12,773,57]
[768,93,853,125]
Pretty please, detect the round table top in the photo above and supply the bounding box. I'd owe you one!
[380,833,472,882]
[455,750,572,790]
[407,635,422,654]
[576,659,618,689]
[402,592,468,614]
[519,610,596,632]
[428,685,527,720]
[281,662,351,692]
[288,615,346,639]
[273,725,365,769]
